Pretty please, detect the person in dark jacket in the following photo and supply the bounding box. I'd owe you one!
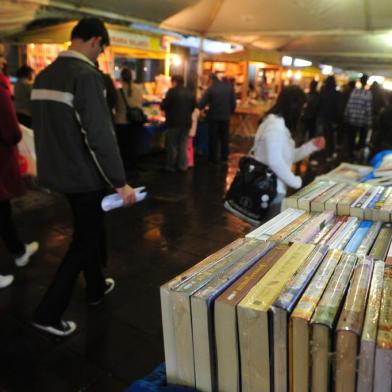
[199,73,236,163]
[161,75,196,172]
[316,75,341,160]
[0,79,39,288]
[302,80,320,140]
[31,18,136,337]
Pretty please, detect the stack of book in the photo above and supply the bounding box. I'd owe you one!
[161,206,392,392]
[284,180,392,222]
[317,162,373,183]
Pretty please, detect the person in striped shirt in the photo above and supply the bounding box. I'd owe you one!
[344,74,372,160]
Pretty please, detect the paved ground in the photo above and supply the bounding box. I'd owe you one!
[0,137,331,392]
[0,138,252,391]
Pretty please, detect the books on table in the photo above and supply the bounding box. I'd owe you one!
[373,266,392,392]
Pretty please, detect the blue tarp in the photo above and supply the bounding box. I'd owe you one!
[124,364,198,392]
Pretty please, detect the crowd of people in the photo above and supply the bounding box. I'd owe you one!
[1,16,392,338]
[300,73,391,162]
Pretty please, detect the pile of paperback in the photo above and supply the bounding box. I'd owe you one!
[160,163,392,392]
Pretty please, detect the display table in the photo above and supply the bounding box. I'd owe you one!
[231,102,271,137]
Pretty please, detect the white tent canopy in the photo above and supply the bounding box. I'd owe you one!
[2,0,392,75]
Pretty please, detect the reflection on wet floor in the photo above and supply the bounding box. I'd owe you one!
[0,137,334,391]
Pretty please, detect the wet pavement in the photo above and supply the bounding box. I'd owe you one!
[0,137,331,392]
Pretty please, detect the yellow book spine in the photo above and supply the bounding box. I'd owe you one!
[239,242,315,311]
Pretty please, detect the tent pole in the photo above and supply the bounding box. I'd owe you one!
[196,36,205,99]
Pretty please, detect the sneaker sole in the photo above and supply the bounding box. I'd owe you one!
[32,321,77,337]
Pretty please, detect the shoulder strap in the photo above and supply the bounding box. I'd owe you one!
[119,88,129,108]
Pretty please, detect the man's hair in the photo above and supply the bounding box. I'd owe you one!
[171,74,184,86]
[71,18,110,46]
[360,73,369,87]
[16,65,34,79]
[208,73,218,82]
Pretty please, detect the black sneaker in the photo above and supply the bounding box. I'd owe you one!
[33,320,77,337]
[88,278,115,306]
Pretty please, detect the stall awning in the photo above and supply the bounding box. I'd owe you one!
[3,0,392,76]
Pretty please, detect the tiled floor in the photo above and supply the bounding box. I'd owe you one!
[0,137,331,391]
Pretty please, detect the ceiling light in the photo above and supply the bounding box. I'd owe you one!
[384,32,392,46]
[321,65,333,75]
[293,58,312,67]
[282,56,293,66]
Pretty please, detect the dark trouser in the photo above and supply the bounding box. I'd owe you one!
[302,117,317,140]
[0,199,25,256]
[208,120,230,162]
[16,113,32,128]
[33,190,107,325]
[116,124,132,171]
[346,123,367,158]
[318,119,337,158]
[116,123,142,173]
[165,127,189,171]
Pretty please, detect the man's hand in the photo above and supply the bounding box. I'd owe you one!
[312,136,326,151]
[115,184,136,206]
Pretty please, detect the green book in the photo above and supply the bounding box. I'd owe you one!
[310,253,357,392]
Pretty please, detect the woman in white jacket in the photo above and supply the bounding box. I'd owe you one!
[251,86,325,206]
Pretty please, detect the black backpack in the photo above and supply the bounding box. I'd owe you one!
[225,156,277,225]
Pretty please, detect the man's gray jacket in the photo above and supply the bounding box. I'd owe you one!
[32,50,126,193]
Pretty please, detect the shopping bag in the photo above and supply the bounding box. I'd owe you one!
[224,156,277,225]
[18,124,36,176]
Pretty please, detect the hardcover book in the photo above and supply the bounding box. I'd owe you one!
[337,184,368,216]
[310,183,348,213]
[191,240,275,392]
[291,211,334,244]
[357,260,385,392]
[271,245,329,392]
[326,216,359,250]
[373,187,392,221]
[214,243,289,392]
[283,182,333,209]
[324,184,356,213]
[356,221,382,257]
[290,249,342,392]
[344,220,372,254]
[334,256,374,392]
[269,212,311,242]
[350,184,377,219]
[238,242,315,392]
[373,266,392,392]
[364,186,384,220]
[310,253,357,392]
[246,208,305,241]
[163,238,260,386]
[161,237,246,384]
[297,181,337,211]
[368,222,392,261]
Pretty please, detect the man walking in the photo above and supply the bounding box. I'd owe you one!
[344,74,372,160]
[161,75,196,172]
[31,18,135,336]
[199,74,236,163]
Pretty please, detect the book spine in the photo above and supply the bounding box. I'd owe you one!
[291,249,342,321]
[311,253,357,329]
[369,223,392,261]
[364,186,384,220]
[356,221,382,257]
[376,266,392,350]
[270,213,311,242]
[328,217,360,251]
[292,211,334,244]
[336,256,374,335]
[240,243,316,312]
[326,216,358,250]
[357,260,385,392]
[344,220,372,254]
